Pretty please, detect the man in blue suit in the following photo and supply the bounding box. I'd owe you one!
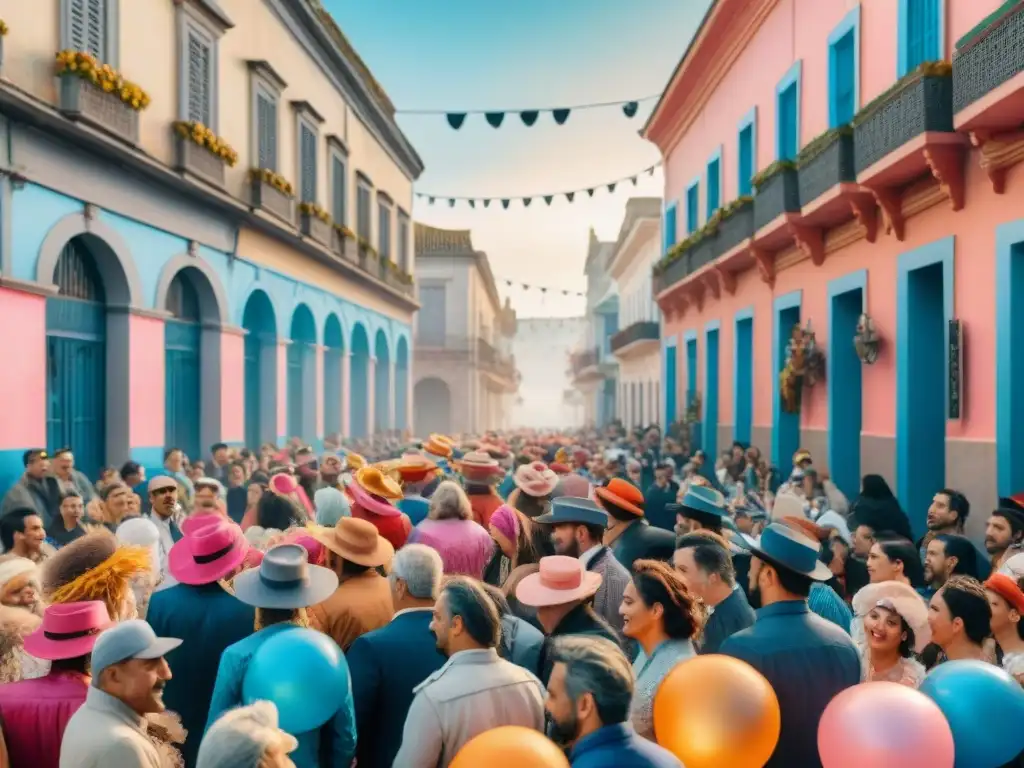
[347,543,447,768]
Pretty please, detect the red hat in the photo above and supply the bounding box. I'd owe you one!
[23,601,112,660]
[985,573,1024,615]
[396,453,438,483]
[595,478,645,517]
[549,462,571,475]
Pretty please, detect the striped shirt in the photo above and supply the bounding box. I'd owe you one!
[808,582,853,633]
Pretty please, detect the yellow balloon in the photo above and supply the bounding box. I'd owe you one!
[653,654,781,768]
[450,726,569,768]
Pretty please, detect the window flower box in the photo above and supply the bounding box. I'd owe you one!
[249,169,293,223]
[953,2,1024,113]
[796,127,855,206]
[853,62,954,174]
[172,122,236,187]
[712,197,754,257]
[753,161,800,231]
[688,231,718,274]
[357,238,378,273]
[298,203,332,248]
[56,51,147,144]
[333,225,357,262]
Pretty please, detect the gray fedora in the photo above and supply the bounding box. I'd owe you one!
[232,544,339,610]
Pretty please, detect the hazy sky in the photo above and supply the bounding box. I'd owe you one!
[325,0,710,317]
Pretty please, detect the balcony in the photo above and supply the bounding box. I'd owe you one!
[571,347,601,383]
[610,321,659,359]
[416,335,517,389]
[953,2,1024,193]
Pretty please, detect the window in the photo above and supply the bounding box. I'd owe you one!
[298,121,317,204]
[397,209,410,271]
[776,61,802,161]
[738,122,755,196]
[356,175,372,242]
[330,145,347,226]
[900,0,940,76]
[663,202,677,253]
[418,285,446,345]
[706,152,721,217]
[184,29,213,125]
[378,197,392,260]
[64,0,117,63]
[829,7,860,127]
[248,61,287,172]
[686,182,700,234]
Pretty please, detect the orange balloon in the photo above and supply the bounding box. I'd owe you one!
[653,654,781,768]
[450,726,570,768]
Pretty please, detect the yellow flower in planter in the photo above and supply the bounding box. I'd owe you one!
[55,49,150,111]
[0,21,11,36]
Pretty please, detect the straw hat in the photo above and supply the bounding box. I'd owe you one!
[457,451,502,482]
[345,453,367,471]
[423,434,454,459]
[354,466,403,500]
[310,517,394,568]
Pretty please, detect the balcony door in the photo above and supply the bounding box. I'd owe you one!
[418,285,446,346]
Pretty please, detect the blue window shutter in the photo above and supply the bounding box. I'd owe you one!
[738,125,753,196]
[687,185,700,233]
[779,84,798,160]
[831,31,856,126]
[707,158,721,216]
[663,203,677,253]
[906,0,940,72]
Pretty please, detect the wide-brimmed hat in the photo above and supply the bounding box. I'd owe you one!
[350,468,403,517]
[423,434,454,459]
[457,451,502,482]
[735,522,832,581]
[344,452,367,471]
[674,485,727,521]
[514,462,559,498]
[232,544,339,610]
[515,556,602,608]
[23,600,113,660]
[310,517,394,568]
[595,477,645,517]
[396,453,438,483]
[780,516,831,542]
[168,518,249,585]
[535,497,608,528]
[851,580,931,652]
[320,453,345,475]
[180,512,223,538]
[769,492,805,522]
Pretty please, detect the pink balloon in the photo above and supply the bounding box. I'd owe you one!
[818,682,954,768]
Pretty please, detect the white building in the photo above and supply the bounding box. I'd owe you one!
[514,317,586,429]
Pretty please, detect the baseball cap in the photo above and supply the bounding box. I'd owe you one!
[90,620,182,683]
[148,475,178,493]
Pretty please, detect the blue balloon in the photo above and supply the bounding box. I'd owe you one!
[919,660,1024,768]
[243,628,349,735]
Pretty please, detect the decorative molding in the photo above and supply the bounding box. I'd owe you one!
[188,240,199,257]
[968,129,1024,195]
[924,143,966,211]
[326,133,348,155]
[108,304,174,321]
[716,266,737,295]
[847,192,878,243]
[751,245,775,287]
[173,0,234,32]
[789,221,825,266]
[0,276,61,298]
[690,281,706,312]
[83,203,98,222]
[704,271,720,300]
[865,185,905,241]
[247,60,288,92]
[291,99,325,125]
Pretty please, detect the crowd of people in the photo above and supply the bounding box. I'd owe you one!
[0,421,1019,767]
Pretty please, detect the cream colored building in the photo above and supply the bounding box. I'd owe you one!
[569,230,617,428]
[413,224,518,436]
[0,0,422,476]
[608,198,662,430]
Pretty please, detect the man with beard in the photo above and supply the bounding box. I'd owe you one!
[922,533,978,601]
[538,498,629,632]
[918,489,989,578]
[60,620,182,767]
[985,505,1024,571]
[393,577,545,767]
[545,635,681,767]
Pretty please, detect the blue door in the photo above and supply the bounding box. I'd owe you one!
[665,344,678,425]
[244,334,262,450]
[904,0,940,74]
[164,273,201,459]
[778,83,798,160]
[288,341,314,440]
[831,30,856,126]
[703,328,720,462]
[686,337,700,450]
[707,156,721,217]
[734,316,753,445]
[46,240,106,481]
[738,125,754,196]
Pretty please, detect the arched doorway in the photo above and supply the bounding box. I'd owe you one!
[349,323,370,438]
[414,378,451,436]
[395,336,409,433]
[288,304,316,442]
[323,314,344,441]
[374,329,390,433]
[46,238,108,479]
[243,290,277,449]
[164,270,202,459]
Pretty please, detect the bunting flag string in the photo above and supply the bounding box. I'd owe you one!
[497,278,585,297]
[396,94,660,130]
[415,162,661,210]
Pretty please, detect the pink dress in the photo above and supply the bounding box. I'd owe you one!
[0,671,88,768]
[408,519,495,577]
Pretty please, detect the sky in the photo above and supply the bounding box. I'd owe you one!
[325,0,711,318]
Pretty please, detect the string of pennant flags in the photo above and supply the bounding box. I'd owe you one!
[415,161,662,210]
[498,278,586,297]
[396,94,660,130]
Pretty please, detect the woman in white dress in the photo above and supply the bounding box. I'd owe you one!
[985,572,1024,685]
[852,580,929,687]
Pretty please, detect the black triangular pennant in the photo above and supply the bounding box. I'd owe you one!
[448,198,456,207]
[483,199,491,208]
[631,176,638,186]
[520,110,539,127]
[607,182,617,193]
[648,166,656,176]
[468,200,476,208]
[523,198,532,207]
[586,188,595,198]
[446,113,466,130]
[485,112,505,128]
[622,101,639,118]
[429,197,435,205]
[552,108,571,125]
[566,192,575,203]
[544,195,553,206]
[501,199,510,210]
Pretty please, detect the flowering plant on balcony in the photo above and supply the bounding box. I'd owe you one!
[55,50,150,110]
[0,20,9,35]
[248,168,294,197]
[333,223,355,240]
[173,121,238,166]
[357,236,378,257]
[298,202,331,223]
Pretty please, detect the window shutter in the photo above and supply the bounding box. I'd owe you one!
[187,31,212,126]
[738,126,753,196]
[300,125,317,203]
[69,0,106,60]
[707,158,720,215]
[257,93,277,171]
[357,186,370,238]
[332,156,347,225]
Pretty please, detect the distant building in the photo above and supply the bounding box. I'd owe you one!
[413,224,519,436]
[514,318,586,429]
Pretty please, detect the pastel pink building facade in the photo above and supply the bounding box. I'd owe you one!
[646,0,1024,540]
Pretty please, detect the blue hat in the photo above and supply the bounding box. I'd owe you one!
[91,620,182,684]
[736,522,832,581]
[675,485,728,520]
[534,496,609,528]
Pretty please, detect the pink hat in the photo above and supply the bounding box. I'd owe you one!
[168,519,250,585]
[270,473,299,495]
[558,474,592,499]
[24,601,112,660]
[515,555,602,608]
[489,504,520,544]
[349,478,401,517]
[181,513,224,537]
[514,462,559,498]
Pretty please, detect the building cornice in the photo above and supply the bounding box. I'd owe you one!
[291,99,325,125]
[174,0,234,31]
[644,0,780,157]
[607,217,659,279]
[266,0,425,181]
[247,60,288,92]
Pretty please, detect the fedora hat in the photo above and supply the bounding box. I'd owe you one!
[737,522,832,581]
[168,518,249,585]
[769,492,805,522]
[180,512,224,538]
[515,556,602,608]
[535,497,608,528]
[514,462,559,498]
[310,517,394,568]
[595,477,645,517]
[674,485,727,521]
[423,434,454,459]
[23,600,113,660]
[396,453,438,483]
[457,451,502,481]
[232,544,339,610]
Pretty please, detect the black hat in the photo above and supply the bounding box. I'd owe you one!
[535,497,609,528]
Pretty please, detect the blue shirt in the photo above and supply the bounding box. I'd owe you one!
[720,600,860,768]
[570,723,682,768]
[808,582,853,633]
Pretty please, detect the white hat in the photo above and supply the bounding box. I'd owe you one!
[816,510,852,546]
[770,492,805,522]
[117,517,161,581]
[0,557,36,590]
[1000,552,1024,581]
[852,580,931,653]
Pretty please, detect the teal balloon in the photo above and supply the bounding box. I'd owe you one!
[243,628,349,735]
[919,660,1024,768]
